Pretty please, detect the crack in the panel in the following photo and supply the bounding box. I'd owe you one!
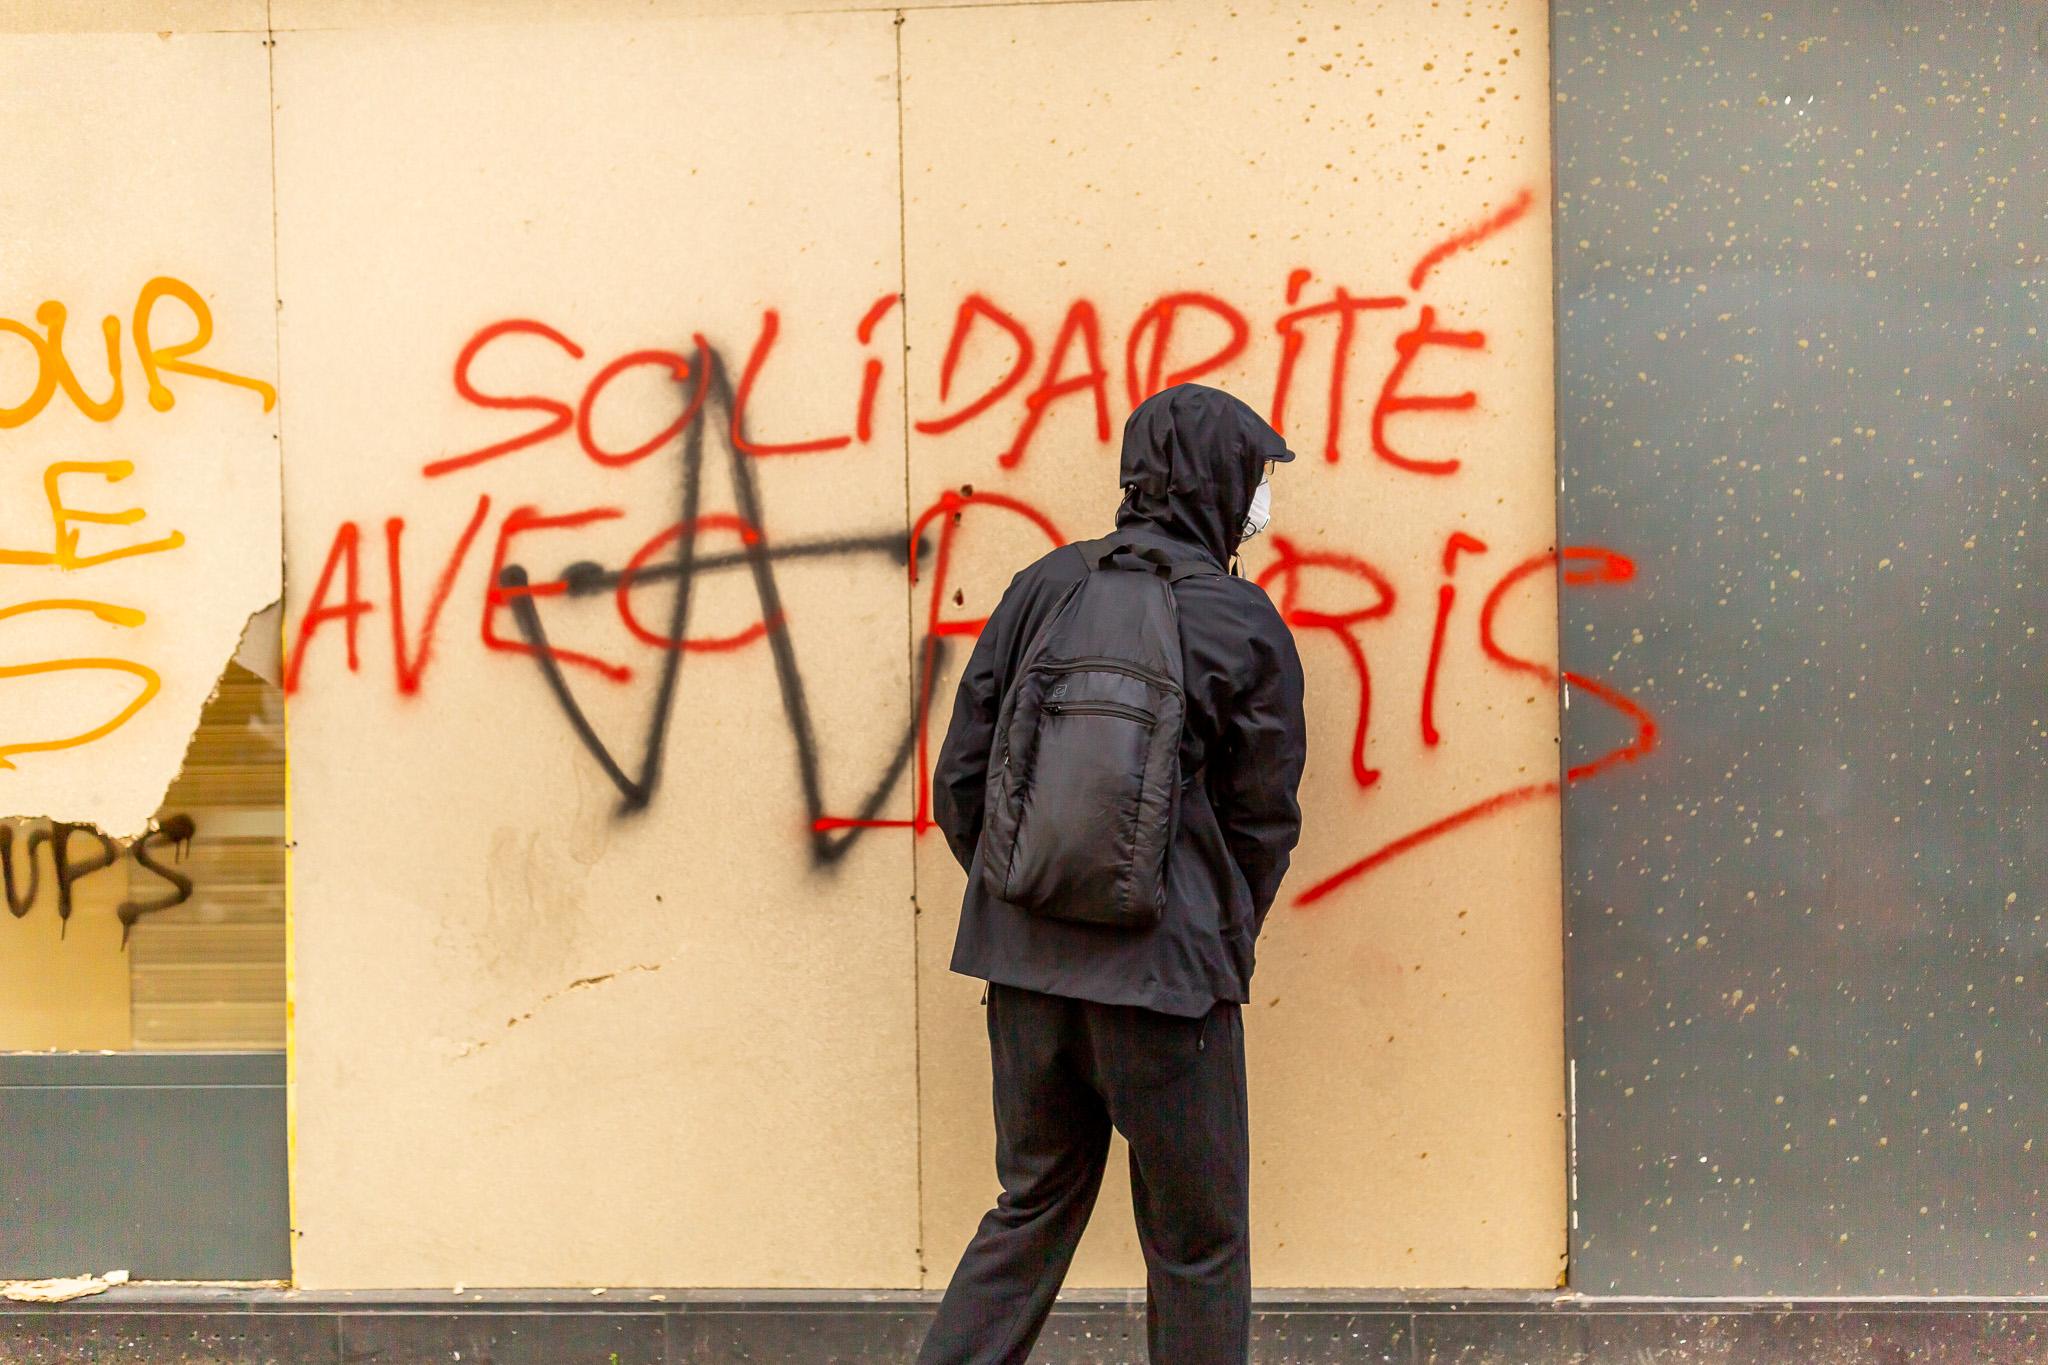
[454,956,679,1059]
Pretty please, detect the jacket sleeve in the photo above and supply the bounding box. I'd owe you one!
[1210,613,1308,931]
[931,576,1023,874]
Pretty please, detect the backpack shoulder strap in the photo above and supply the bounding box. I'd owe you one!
[1075,535,1154,573]
[1077,536,1225,582]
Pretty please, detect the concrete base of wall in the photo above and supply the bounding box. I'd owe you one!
[7,1286,2048,1363]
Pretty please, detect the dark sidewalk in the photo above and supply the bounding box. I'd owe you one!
[10,1286,2048,1363]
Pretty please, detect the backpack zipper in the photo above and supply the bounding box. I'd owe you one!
[1044,700,1153,723]
[1037,656,1179,692]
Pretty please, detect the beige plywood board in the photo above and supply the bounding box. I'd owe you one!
[0,29,280,837]
[267,0,1128,30]
[275,13,921,1287]
[902,0,1563,1289]
[0,838,133,1050]
[0,1,265,33]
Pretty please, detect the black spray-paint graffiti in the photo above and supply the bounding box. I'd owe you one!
[503,344,953,867]
[0,814,197,943]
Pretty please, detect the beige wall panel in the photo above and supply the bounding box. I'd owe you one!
[276,14,920,1287]
[0,2,265,33]
[902,0,1563,1288]
[268,0,1114,31]
[0,30,279,836]
[0,836,133,1050]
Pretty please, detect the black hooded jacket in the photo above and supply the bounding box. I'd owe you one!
[933,384,1310,1017]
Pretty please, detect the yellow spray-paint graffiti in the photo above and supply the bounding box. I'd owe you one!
[0,277,271,764]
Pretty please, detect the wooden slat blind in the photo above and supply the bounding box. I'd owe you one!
[126,662,287,1051]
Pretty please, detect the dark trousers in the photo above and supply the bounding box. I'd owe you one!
[920,983,1250,1365]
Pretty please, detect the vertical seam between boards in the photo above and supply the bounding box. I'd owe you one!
[892,6,928,1292]
[262,0,300,1287]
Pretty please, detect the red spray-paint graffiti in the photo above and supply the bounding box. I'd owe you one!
[1289,546,1654,907]
[284,185,1658,906]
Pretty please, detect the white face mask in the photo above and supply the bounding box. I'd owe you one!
[1239,469,1273,541]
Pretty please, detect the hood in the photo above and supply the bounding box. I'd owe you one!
[1114,382,1297,566]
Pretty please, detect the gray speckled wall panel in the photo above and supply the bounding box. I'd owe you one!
[1555,2,2048,1293]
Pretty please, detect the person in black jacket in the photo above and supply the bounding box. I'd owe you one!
[920,383,1309,1365]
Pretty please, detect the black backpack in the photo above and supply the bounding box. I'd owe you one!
[975,537,1221,929]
